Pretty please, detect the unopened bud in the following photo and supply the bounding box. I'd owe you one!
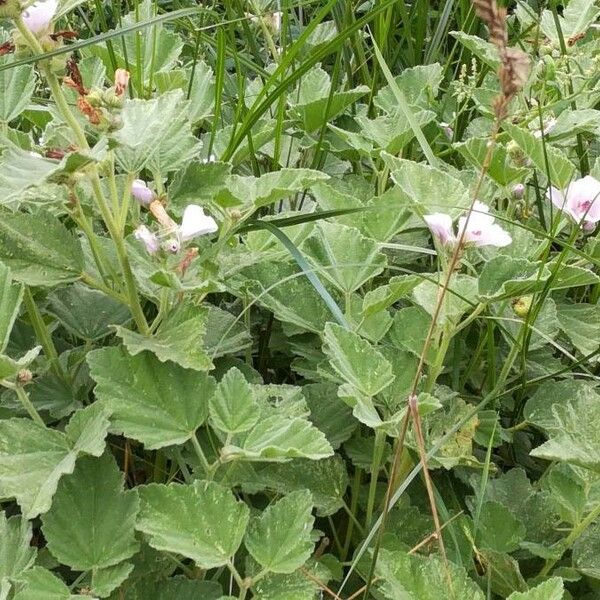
[131,180,155,206]
[17,369,33,384]
[114,68,129,96]
[512,183,525,199]
[512,295,533,318]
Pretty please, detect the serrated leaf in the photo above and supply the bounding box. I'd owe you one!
[0,60,35,123]
[223,415,333,462]
[123,577,223,600]
[47,283,130,341]
[115,304,212,371]
[136,480,249,569]
[387,306,436,365]
[216,168,329,209]
[450,31,500,68]
[0,210,84,286]
[302,222,386,294]
[507,577,564,599]
[88,346,216,449]
[362,275,420,316]
[13,567,89,600]
[209,367,259,434]
[0,403,110,519]
[556,302,600,356]
[478,256,549,301]
[376,549,484,600]
[203,304,251,359]
[540,0,600,44]
[170,161,232,212]
[573,520,600,579]
[42,453,139,570]
[477,501,526,553]
[0,262,23,353]
[0,345,40,380]
[322,322,395,397]
[0,512,36,581]
[503,123,575,189]
[89,562,133,598]
[245,490,315,574]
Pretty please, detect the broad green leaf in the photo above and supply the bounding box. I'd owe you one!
[47,283,130,341]
[89,562,134,598]
[216,168,329,209]
[540,0,600,44]
[450,31,500,68]
[113,90,190,173]
[42,453,139,570]
[525,381,600,471]
[203,304,252,359]
[170,161,232,212]
[478,256,549,301]
[362,275,420,316]
[375,549,484,600]
[245,490,315,574]
[0,345,40,380]
[476,501,526,553]
[123,577,223,600]
[386,156,469,217]
[548,109,600,141]
[503,123,575,189]
[136,480,249,569]
[573,520,600,579]
[387,306,436,365]
[0,262,23,352]
[88,346,216,449]
[477,549,528,598]
[543,463,587,526]
[223,414,333,462]
[507,577,564,599]
[115,304,212,371]
[0,512,36,581]
[209,367,259,434]
[374,63,444,112]
[0,61,35,123]
[550,264,600,290]
[13,568,89,600]
[302,222,386,294]
[288,65,369,132]
[556,303,600,356]
[0,211,84,286]
[0,403,110,518]
[322,323,395,397]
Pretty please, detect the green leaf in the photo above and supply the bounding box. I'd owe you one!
[209,367,259,434]
[245,490,315,574]
[170,161,232,212]
[525,381,600,471]
[477,501,526,553]
[223,414,333,462]
[503,123,575,189]
[115,304,212,371]
[288,64,369,131]
[387,306,436,364]
[0,210,84,286]
[386,157,469,217]
[362,275,420,317]
[556,302,600,356]
[47,283,130,341]
[302,222,386,294]
[0,512,36,581]
[0,262,23,353]
[478,256,549,301]
[13,567,89,600]
[0,346,40,380]
[322,322,395,397]
[0,403,110,519]
[41,453,139,570]
[507,577,564,599]
[216,168,329,209]
[136,480,249,569]
[450,31,501,68]
[0,61,35,123]
[203,304,252,359]
[573,520,600,579]
[89,562,134,598]
[540,0,600,44]
[123,577,223,600]
[548,109,600,141]
[88,346,216,449]
[375,549,484,600]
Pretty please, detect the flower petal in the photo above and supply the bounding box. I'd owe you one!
[131,180,155,206]
[424,213,455,245]
[22,0,58,33]
[134,225,159,254]
[180,204,218,241]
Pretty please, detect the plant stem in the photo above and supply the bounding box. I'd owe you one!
[14,384,46,427]
[191,433,214,480]
[365,429,385,528]
[22,287,65,380]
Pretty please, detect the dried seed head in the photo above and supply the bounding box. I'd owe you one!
[472,0,507,50]
[500,47,530,99]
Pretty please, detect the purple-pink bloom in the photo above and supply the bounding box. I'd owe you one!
[22,0,57,33]
[547,175,600,229]
[131,180,155,206]
[134,225,159,254]
[424,201,512,249]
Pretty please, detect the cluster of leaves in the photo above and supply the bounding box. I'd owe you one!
[0,0,600,598]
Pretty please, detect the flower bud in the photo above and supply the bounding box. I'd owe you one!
[134,225,159,254]
[163,238,181,254]
[21,0,58,33]
[131,179,155,206]
[512,295,533,318]
[512,183,525,199]
[114,68,130,96]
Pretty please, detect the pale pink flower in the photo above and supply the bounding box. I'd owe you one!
[22,0,58,33]
[179,204,218,241]
[114,69,130,96]
[547,175,600,229]
[424,201,512,248]
[134,225,159,254]
[513,183,525,199]
[131,179,155,206]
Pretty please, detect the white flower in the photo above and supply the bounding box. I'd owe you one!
[547,175,600,229]
[179,204,218,241]
[424,201,512,248]
[134,225,159,254]
[22,0,58,33]
[533,117,557,138]
[131,179,155,206]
